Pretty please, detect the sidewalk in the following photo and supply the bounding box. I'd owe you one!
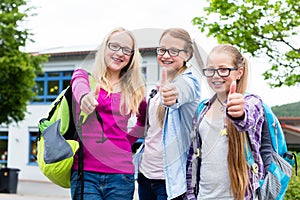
[0,179,139,200]
[0,180,70,200]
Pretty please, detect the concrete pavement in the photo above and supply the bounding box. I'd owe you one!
[0,179,139,200]
[0,179,70,200]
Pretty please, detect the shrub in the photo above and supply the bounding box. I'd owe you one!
[285,152,300,200]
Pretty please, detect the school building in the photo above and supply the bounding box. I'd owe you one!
[0,28,299,184]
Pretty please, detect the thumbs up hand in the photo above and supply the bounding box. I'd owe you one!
[80,83,100,114]
[226,81,245,118]
[160,67,178,106]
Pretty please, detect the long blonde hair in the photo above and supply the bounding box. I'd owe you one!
[157,28,194,127]
[92,27,145,115]
[210,44,249,200]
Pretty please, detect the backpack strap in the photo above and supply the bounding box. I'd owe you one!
[244,138,259,174]
[73,71,101,200]
[145,89,158,136]
[190,98,208,192]
[283,152,298,176]
[191,98,208,153]
[262,102,288,156]
[74,113,85,200]
[244,139,262,200]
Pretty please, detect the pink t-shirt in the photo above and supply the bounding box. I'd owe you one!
[139,93,165,179]
[71,69,146,174]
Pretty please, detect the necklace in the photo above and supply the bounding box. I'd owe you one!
[216,96,228,136]
[216,96,226,112]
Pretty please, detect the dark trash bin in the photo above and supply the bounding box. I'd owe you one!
[0,168,20,193]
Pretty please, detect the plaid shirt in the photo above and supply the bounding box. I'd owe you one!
[185,94,265,200]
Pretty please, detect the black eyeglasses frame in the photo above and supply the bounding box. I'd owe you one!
[107,42,134,56]
[156,47,186,57]
[202,67,239,77]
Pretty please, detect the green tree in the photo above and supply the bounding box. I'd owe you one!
[193,0,300,87]
[0,0,47,124]
[272,101,300,117]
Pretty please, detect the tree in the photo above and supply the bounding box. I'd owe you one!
[0,0,47,124]
[272,101,300,117]
[193,0,300,87]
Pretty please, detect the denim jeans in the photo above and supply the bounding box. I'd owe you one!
[138,173,183,200]
[71,170,135,200]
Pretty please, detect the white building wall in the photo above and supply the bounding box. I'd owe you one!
[8,105,50,181]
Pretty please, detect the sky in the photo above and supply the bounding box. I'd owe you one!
[24,0,300,107]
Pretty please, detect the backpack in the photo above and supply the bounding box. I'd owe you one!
[191,97,298,200]
[36,72,96,189]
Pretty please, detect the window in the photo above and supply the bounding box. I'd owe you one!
[0,131,8,168]
[29,130,38,165]
[141,61,147,79]
[32,71,73,103]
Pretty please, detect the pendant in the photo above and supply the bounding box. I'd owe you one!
[220,106,225,112]
[220,128,227,136]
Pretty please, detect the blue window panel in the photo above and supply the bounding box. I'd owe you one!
[28,131,38,165]
[0,131,8,168]
[32,71,73,104]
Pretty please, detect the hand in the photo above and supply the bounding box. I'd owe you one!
[227,81,245,118]
[80,83,100,114]
[160,67,178,106]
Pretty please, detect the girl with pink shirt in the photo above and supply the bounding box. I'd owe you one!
[70,27,147,200]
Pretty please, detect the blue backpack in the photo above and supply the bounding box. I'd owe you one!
[192,98,297,200]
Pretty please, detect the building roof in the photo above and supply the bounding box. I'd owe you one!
[28,28,206,70]
[278,117,300,148]
[279,117,300,134]
[30,28,165,56]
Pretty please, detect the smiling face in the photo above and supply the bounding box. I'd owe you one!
[157,33,190,78]
[105,31,134,75]
[206,52,244,97]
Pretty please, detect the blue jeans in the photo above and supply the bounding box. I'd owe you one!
[71,170,135,200]
[138,173,183,200]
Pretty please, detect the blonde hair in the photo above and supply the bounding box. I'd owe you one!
[157,28,194,127]
[210,44,249,200]
[92,27,145,115]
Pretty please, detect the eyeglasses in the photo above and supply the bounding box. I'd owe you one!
[107,42,134,56]
[156,47,186,57]
[202,67,238,77]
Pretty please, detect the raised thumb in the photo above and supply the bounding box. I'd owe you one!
[161,67,168,87]
[229,80,236,95]
[94,83,100,98]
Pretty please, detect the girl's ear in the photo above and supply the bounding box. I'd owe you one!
[237,67,244,79]
[185,51,192,62]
